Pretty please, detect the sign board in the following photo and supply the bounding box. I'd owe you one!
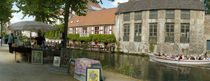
[53,56,60,67]
[31,50,43,64]
[86,68,101,81]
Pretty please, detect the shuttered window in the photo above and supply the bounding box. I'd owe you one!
[165,23,174,43]
[181,10,190,19]
[149,23,157,42]
[180,23,190,43]
[150,11,158,19]
[123,13,130,21]
[135,11,142,20]
[166,10,174,19]
[134,23,142,42]
[123,24,130,41]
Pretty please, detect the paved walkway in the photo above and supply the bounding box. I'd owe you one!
[0,45,77,81]
[0,44,141,81]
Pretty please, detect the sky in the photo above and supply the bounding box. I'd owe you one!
[10,0,128,24]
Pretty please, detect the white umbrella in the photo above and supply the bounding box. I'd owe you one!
[8,21,57,32]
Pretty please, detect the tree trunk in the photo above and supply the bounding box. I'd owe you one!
[0,21,3,46]
[62,0,71,48]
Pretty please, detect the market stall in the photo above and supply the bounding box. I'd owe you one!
[8,21,57,63]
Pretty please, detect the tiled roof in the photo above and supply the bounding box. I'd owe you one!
[87,2,101,8]
[68,8,117,27]
[116,0,205,14]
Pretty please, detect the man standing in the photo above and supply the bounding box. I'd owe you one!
[8,33,14,53]
[35,32,45,46]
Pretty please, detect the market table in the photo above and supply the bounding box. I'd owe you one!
[13,46,32,62]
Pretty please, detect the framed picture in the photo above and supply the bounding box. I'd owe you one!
[86,68,101,81]
[53,56,60,67]
[31,50,43,64]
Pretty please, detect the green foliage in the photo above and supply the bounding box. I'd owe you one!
[205,0,210,13]
[67,34,79,41]
[0,0,14,23]
[89,34,116,43]
[78,37,91,42]
[45,24,64,39]
[67,34,116,43]
[0,0,15,41]
[16,0,63,24]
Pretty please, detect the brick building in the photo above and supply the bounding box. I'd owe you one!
[68,8,117,37]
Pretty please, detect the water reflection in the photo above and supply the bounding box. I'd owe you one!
[72,50,210,81]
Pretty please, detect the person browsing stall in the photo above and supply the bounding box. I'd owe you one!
[8,33,14,53]
[35,32,45,46]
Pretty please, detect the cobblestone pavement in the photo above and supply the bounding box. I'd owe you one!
[0,45,78,81]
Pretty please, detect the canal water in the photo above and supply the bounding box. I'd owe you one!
[71,49,210,81]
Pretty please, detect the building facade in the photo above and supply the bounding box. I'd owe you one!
[205,15,210,51]
[114,0,206,55]
[68,8,117,37]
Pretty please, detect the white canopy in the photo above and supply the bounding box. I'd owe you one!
[8,21,57,32]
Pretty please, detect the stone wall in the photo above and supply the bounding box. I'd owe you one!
[115,10,205,55]
[205,15,210,53]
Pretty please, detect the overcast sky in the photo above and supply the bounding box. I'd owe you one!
[10,0,128,24]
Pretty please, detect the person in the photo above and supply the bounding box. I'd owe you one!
[7,33,14,53]
[35,32,45,46]
[4,35,8,44]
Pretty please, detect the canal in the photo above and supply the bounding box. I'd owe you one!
[71,49,210,81]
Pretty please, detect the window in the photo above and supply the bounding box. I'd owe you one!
[135,11,142,20]
[165,23,174,43]
[181,10,190,19]
[150,10,158,19]
[180,23,190,43]
[149,23,157,42]
[166,10,174,19]
[123,24,130,41]
[134,23,142,42]
[207,40,210,50]
[83,27,87,34]
[123,13,130,21]
[95,27,99,34]
[104,26,109,34]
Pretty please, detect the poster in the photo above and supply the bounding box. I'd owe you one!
[86,68,100,81]
[31,50,43,64]
[53,56,60,67]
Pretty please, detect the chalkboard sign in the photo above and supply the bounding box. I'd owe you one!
[31,50,43,64]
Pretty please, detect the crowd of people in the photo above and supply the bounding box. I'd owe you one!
[155,52,210,61]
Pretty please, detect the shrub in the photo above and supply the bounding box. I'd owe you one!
[67,34,116,43]
[67,34,79,41]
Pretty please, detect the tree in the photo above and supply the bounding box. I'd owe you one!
[16,0,64,24]
[205,0,210,13]
[16,0,114,48]
[0,0,14,46]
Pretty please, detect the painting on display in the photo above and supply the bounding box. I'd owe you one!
[31,50,43,64]
[86,68,101,81]
[53,56,60,67]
